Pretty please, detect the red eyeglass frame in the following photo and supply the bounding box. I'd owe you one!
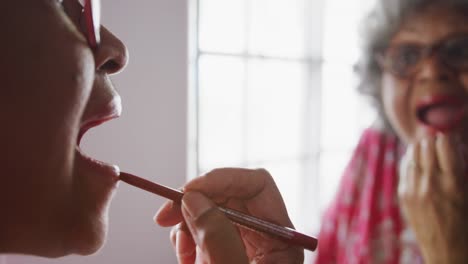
[83,0,101,49]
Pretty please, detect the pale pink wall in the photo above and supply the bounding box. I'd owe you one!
[4,0,188,263]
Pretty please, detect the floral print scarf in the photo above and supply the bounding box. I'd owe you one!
[315,128,422,264]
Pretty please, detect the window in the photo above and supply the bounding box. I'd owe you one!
[189,0,376,253]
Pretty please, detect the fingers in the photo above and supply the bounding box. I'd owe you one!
[419,138,436,196]
[156,199,197,263]
[185,168,292,226]
[181,191,249,264]
[420,137,436,176]
[156,168,290,227]
[184,168,271,199]
[398,134,468,263]
[400,134,466,201]
[399,142,420,198]
[437,134,462,175]
[436,134,464,191]
[399,138,436,205]
[170,223,196,264]
[154,200,183,227]
[154,168,301,263]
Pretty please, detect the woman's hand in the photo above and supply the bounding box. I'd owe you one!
[398,133,468,264]
[154,168,304,264]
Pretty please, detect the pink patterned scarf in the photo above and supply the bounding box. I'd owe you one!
[315,128,422,264]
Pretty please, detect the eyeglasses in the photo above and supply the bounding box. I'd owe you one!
[61,0,101,49]
[82,0,101,49]
[376,35,468,79]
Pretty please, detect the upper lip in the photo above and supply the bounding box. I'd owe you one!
[77,97,122,145]
[416,94,464,110]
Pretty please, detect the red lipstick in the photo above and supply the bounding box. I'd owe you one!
[119,172,318,252]
[416,95,466,133]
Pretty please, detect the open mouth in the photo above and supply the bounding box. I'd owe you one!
[416,95,466,132]
[78,119,113,146]
[75,118,120,182]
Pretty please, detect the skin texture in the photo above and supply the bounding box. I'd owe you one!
[155,168,304,264]
[382,3,468,263]
[0,0,128,257]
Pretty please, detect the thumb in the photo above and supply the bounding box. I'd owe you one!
[181,192,249,264]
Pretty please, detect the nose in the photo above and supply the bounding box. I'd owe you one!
[94,26,129,75]
[415,55,456,83]
[80,26,127,132]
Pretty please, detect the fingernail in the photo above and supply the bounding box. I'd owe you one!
[113,166,121,185]
[153,210,166,224]
[182,192,213,220]
[406,144,414,156]
[153,208,166,224]
[153,213,158,223]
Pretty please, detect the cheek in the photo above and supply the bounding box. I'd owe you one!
[0,1,95,207]
[381,74,413,143]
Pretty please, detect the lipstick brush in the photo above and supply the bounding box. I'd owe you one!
[119,172,318,251]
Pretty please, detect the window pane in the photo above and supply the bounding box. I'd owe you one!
[199,55,245,170]
[248,160,303,227]
[199,0,246,53]
[318,150,354,213]
[246,59,307,162]
[248,0,307,58]
[323,0,376,64]
[321,62,374,150]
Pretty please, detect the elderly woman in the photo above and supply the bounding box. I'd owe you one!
[0,1,302,263]
[315,0,468,263]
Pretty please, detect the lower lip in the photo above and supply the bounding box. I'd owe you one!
[75,147,120,183]
[416,95,466,133]
[418,109,465,133]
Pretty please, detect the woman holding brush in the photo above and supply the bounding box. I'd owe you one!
[0,0,302,263]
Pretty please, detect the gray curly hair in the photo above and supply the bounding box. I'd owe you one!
[356,0,468,131]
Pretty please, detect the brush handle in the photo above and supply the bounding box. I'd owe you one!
[120,172,318,251]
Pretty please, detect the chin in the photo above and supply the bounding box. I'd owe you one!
[24,213,108,258]
[60,177,117,256]
[61,148,120,255]
[63,208,110,256]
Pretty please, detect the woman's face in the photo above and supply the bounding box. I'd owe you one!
[381,3,468,145]
[0,0,128,257]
